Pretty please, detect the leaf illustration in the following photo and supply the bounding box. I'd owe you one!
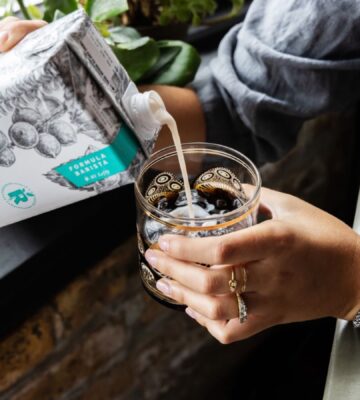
[0,64,59,117]
[44,170,94,192]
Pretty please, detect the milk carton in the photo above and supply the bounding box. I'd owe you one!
[0,9,165,228]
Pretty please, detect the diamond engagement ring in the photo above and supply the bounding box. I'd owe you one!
[236,293,248,323]
[353,310,360,328]
[229,267,248,324]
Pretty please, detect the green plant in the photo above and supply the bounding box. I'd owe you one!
[158,0,218,25]
[0,0,244,86]
[124,0,244,26]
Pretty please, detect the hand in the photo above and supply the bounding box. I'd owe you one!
[145,188,360,344]
[0,17,46,52]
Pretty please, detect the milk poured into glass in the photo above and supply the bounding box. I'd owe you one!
[149,96,195,220]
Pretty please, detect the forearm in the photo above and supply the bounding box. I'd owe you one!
[139,85,206,152]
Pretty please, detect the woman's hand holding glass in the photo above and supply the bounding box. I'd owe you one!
[145,188,360,344]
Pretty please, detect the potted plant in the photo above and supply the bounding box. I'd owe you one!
[0,0,245,86]
[122,0,245,40]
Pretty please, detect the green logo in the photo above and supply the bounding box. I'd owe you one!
[2,183,36,209]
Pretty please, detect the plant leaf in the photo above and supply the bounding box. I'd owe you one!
[205,0,244,24]
[140,44,181,81]
[0,0,14,17]
[53,9,66,20]
[94,21,111,37]
[86,0,128,22]
[230,0,245,16]
[146,40,200,87]
[111,37,159,82]
[158,0,217,26]
[43,0,78,22]
[108,26,141,44]
[27,4,43,19]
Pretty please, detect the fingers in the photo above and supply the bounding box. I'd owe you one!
[158,219,294,266]
[185,309,272,344]
[156,273,280,343]
[146,249,257,295]
[0,19,47,52]
[0,17,19,27]
[156,278,239,320]
[184,292,275,343]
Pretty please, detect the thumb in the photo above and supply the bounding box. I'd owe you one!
[0,20,47,52]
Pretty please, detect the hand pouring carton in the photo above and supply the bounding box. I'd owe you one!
[0,9,165,228]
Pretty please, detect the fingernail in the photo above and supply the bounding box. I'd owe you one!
[156,279,172,296]
[145,250,157,267]
[0,31,9,45]
[159,237,169,252]
[185,308,197,319]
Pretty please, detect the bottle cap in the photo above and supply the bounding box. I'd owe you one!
[122,83,167,141]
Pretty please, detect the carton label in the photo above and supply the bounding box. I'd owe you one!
[55,125,139,188]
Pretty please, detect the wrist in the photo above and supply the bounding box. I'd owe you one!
[341,233,360,322]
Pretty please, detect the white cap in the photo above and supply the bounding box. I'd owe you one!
[122,83,167,141]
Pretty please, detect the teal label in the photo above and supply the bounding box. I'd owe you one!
[56,125,139,188]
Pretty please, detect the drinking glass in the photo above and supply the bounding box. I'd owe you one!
[135,143,261,310]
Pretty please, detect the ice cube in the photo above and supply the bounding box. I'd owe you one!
[143,217,166,244]
[233,198,246,209]
[175,190,215,213]
[157,197,172,212]
[175,189,196,207]
[215,198,228,210]
[170,204,211,219]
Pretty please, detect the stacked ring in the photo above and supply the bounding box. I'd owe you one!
[229,267,248,324]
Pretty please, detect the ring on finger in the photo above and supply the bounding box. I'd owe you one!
[228,266,247,294]
[236,292,248,323]
[229,267,248,324]
[228,268,239,293]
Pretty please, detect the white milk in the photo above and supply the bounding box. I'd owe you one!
[148,95,195,220]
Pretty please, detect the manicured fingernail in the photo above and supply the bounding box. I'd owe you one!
[159,237,169,252]
[145,250,157,267]
[156,279,172,296]
[0,31,9,45]
[185,308,197,319]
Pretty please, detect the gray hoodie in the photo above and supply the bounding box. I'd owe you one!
[194,0,360,165]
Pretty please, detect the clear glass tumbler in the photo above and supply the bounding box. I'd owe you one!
[135,143,261,310]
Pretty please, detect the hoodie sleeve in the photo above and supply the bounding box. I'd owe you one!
[193,0,360,165]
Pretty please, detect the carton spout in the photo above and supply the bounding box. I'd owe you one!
[148,91,168,122]
[122,83,168,142]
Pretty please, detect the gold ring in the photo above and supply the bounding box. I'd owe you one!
[228,267,247,294]
[229,268,238,293]
[236,293,248,324]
